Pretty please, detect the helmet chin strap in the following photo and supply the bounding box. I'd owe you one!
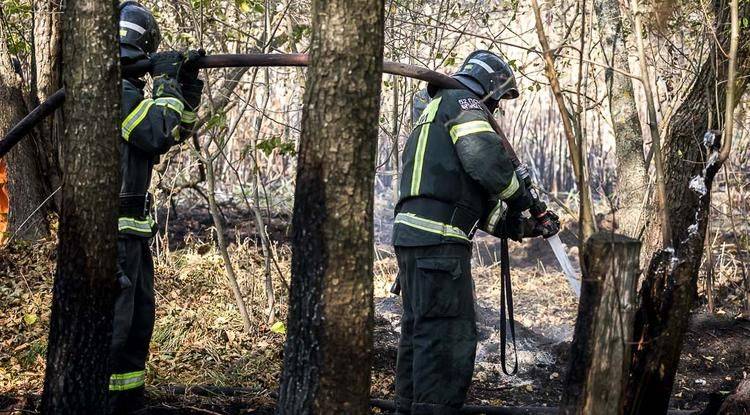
[485,99,500,113]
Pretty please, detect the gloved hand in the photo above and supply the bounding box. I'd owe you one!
[180,49,206,83]
[180,78,204,112]
[499,213,525,242]
[499,211,560,242]
[150,51,184,79]
[532,211,561,239]
[505,178,534,214]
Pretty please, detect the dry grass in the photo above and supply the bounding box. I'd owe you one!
[0,236,290,398]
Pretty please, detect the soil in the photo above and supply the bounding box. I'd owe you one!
[1,223,748,414]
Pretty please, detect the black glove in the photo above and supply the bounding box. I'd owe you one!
[499,213,525,242]
[505,178,534,214]
[181,78,204,112]
[150,51,184,79]
[180,49,206,83]
[532,211,561,239]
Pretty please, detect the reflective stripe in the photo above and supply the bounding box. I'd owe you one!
[118,216,155,236]
[449,120,494,143]
[500,173,520,200]
[120,21,146,34]
[110,370,145,391]
[486,200,506,232]
[395,213,469,242]
[122,99,154,141]
[468,58,495,74]
[411,124,429,196]
[154,97,185,115]
[181,110,197,124]
[410,97,442,196]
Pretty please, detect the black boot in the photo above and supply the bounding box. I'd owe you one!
[109,387,147,415]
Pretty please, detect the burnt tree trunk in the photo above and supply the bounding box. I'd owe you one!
[625,0,750,413]
[40,0,120,412]
[562,232,641,415]
[0,11,50,241]
[276,0,385,413]
[592,0,648,237]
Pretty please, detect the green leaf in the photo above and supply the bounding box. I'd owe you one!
[257,136,296,156]
[270,321,286,334]
[237,0,251,12]
[23,314,38,326]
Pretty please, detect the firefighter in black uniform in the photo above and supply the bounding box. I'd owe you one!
[111,2,203,413]
[392,50,560,414]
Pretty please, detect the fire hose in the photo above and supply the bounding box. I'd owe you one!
[0,53,461,158]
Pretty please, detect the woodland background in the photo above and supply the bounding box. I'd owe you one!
[0,0,748,413]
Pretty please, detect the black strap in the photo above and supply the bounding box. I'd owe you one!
[499,237,518,376]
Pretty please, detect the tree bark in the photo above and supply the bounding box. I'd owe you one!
[30,0,64,207]
[718,380,750,415]
[625,0,750,413]
[561,232,641,415]
[592,0,648,237]
[276,0,385,412]
[40,0,120,412]
[0,12,49,241]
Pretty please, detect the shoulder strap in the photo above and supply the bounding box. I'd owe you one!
[499,237,518,376]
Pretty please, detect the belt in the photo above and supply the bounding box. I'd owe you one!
[398,198,480,239]
[119,193,151,218]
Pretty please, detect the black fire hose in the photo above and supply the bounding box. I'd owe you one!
[0,53,465,158]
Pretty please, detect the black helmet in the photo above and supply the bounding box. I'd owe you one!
[452,50,519,101]
[119,1,161,61]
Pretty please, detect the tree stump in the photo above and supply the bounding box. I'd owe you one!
[561,232,641,415]
[718,380,750,415]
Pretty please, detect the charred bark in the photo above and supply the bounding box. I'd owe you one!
[276,0,385,413]
[561,232,641,415]
[40,0,120,412]
[625,0,750,413]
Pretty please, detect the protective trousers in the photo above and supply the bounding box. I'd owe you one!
[109,236,155,414]
[394,244,477,415]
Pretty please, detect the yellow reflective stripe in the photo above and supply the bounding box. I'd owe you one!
[415,96,442,125]
[395,213,469,242]
[411,124,429,196]
[121,99,154,141]
[486,200,506,232]
[109,370,145,391]
[181,110,197,124]
[449,120,494,143]
[500,173,520,200]
[118,216,155,234]
[410,97,442,196]
[154,97,184,115]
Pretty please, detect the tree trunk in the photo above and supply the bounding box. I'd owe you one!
[625,0,750,413]
[0,13,50,241]
[592,0,648,237]
[276,0,385,412]
[718,380,750,415]
[30,0,64,208]
[40,0,120,412]
[561,232,641,415]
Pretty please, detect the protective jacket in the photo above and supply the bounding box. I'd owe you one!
[119,76,196,238]
[393,88,531,247]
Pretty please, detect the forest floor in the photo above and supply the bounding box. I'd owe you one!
[0,206,748,414]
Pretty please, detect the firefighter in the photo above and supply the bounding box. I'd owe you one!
[392,50,560,414]
[111,2,203,413]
